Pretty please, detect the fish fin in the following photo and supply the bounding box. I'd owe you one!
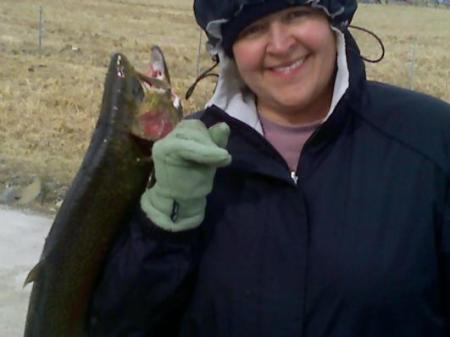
[23,260,44,287]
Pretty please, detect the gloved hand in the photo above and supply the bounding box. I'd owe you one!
[140,119,231,232]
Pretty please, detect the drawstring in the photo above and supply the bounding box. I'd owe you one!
[185,55,219,100]
[349,24,385,63]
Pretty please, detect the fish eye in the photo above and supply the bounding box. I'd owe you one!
[132,78,145,102]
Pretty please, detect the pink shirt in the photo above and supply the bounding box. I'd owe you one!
[260,116,321,173]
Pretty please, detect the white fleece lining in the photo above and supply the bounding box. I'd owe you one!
[327,28,349,120]
[206,29,349,134]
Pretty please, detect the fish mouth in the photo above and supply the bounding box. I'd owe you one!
[138,73,171,92]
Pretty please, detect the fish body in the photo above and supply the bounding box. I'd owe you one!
[24,47,181,337]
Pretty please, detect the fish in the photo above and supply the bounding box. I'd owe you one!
[23,46,182,337]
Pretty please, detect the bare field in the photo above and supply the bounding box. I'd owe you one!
[1,0,449,213]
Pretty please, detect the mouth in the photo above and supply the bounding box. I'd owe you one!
[138,73,171,92]
[268,56,307,76]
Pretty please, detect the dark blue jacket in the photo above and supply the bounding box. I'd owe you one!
[88,34,450,337]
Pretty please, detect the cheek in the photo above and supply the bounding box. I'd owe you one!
[322,35,337,70]
[295,13,334,48]
[305,25,337,72]
[232,42,263,75]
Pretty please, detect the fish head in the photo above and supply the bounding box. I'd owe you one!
[119,46,182,141]
[132,76,182,141]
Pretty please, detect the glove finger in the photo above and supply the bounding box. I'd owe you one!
[171,141,231,167]
[208,122,230,149]
[153,119,212,159]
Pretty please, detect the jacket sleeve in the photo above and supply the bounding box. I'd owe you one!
[87,205,200,337]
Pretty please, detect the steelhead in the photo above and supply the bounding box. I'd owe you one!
[23,46,182,337]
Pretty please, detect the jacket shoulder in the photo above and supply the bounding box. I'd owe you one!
[363,81,450,118]
[360,81,450,175]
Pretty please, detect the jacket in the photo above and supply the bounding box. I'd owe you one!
[87,33,450,337]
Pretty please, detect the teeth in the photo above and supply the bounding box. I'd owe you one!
[273,58,305,73]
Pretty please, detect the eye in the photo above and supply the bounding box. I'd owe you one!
[238,21,267,39]
[284,8,311,22]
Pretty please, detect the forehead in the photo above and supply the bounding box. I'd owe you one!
[246,6,322,27]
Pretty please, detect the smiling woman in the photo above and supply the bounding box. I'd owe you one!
[86,1,450,337]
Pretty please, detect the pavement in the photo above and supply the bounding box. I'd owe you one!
[0,206,53,337]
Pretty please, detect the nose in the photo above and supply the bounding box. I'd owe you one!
[266,22,295,55]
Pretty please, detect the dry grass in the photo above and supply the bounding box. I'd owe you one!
[352,5,450,99]
[0,0,449,210]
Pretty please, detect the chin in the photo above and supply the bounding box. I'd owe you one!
[276,95,310,112]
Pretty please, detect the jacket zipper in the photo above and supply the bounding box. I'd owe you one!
[290,171,299,185]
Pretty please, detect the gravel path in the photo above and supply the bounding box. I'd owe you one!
[0,206,52,337]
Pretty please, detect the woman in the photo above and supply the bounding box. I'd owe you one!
[88,1,450,336]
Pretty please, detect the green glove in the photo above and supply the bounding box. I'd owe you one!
[140,119,231,232]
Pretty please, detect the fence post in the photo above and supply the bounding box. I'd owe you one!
[38,6,43,53]
[408,39,417,90]
[196,29,203,77]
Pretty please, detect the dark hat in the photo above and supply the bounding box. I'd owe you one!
[194,0,358,55]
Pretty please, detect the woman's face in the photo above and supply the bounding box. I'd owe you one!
[232,7,337,124]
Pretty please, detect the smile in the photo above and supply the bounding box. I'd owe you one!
[270,57,306,75]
